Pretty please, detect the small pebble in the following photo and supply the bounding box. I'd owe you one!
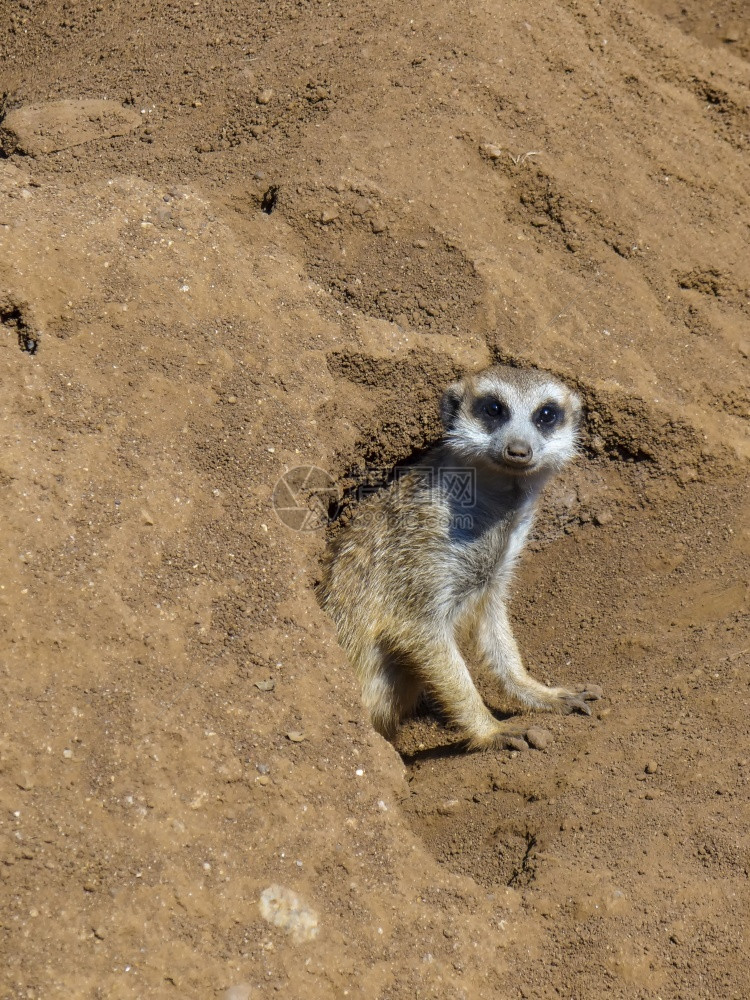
[526,727,553,750]
[320,207,339,224]
[593,510,613,526]
[287,731,306,743]
[351,197,371,216]
[479,142,503,160]
[256,89,274,105]
[645,760,658,774]
[259,884,319,943]
[254,678,275,691]
[581,683,604,699]
[225,984,252,1000]
[437,799,461,816]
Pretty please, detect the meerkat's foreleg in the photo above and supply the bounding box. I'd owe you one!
[476,588,602,714]
[403,631,528,751]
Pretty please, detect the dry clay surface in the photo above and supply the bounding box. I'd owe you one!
[1,1,749,998]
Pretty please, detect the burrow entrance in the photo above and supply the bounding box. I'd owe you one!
[1,297,40,355]
[320,347,712,887]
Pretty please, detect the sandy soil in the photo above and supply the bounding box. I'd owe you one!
[1,1,748,997]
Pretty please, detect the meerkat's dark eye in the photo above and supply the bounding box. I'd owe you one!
[479,397,510,422]
[535,403,563,428]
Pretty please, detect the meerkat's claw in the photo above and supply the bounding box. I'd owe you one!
[564,697,593,716]
[556,686,601,715]
[466,726,529,753]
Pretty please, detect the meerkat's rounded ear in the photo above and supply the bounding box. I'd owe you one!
[440,381,464,430]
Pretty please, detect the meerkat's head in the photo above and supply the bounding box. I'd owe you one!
[440,365,582,476]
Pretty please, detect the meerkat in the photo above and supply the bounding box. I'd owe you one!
[319,364,601,751]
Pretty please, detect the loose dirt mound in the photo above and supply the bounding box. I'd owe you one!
[1,1,748,998]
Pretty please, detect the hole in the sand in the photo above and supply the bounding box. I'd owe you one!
[1,301,40,355]
[260,185,279,214]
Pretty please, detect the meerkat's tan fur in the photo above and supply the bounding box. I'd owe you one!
[320,364,601,750]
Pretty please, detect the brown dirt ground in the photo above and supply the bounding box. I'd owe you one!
[1,1,749,997]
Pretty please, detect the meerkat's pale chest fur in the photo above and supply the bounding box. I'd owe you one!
[320,364,601,750]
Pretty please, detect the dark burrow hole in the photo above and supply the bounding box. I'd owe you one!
[260,185,279,214]
[1,302,40,355]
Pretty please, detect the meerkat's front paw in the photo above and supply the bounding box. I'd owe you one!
[556,683,603,715]
[465,724,529,753]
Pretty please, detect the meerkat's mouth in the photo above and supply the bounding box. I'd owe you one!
[491,455,537,474]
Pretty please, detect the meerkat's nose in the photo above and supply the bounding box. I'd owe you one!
[503,439,533,464]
